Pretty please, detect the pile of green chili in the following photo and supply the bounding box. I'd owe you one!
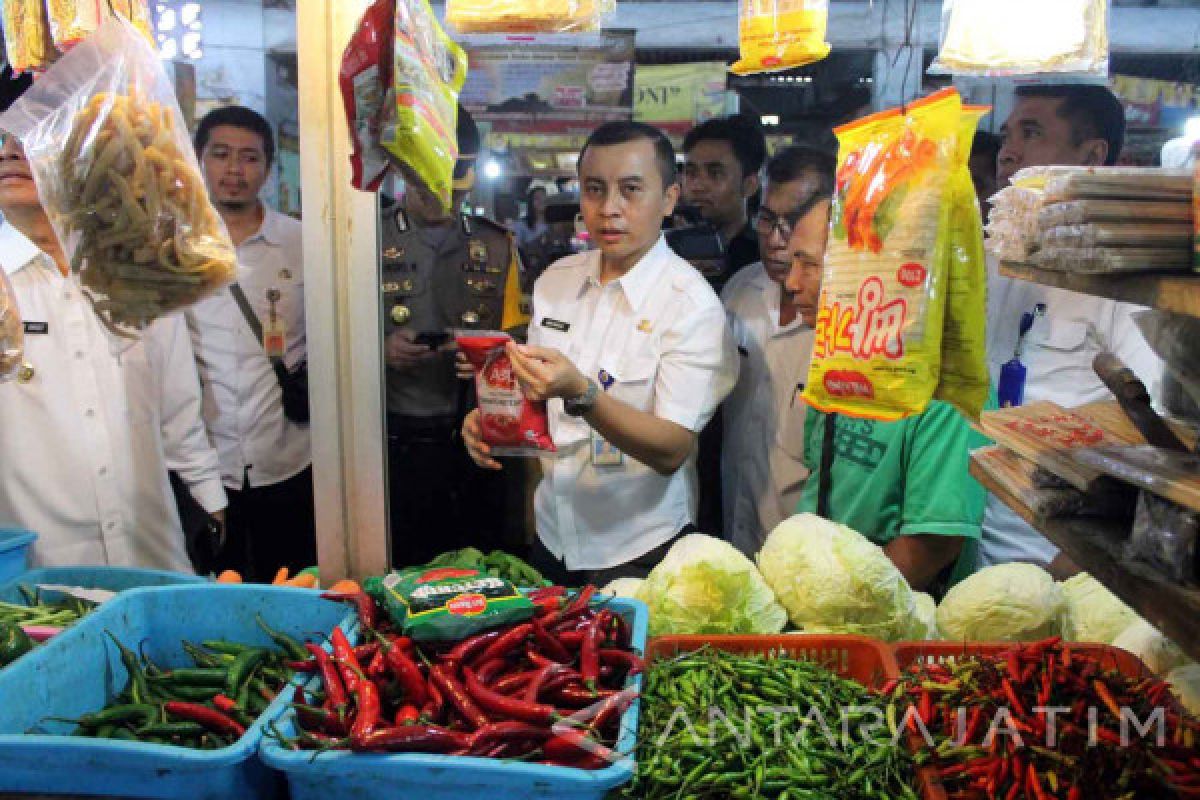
[624,646,919,800]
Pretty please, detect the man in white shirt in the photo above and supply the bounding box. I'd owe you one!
[983,84,1164,576]
[187,106,314,580]
[463,121,739,584]
[0,69,225,571]
[722,145,835,557]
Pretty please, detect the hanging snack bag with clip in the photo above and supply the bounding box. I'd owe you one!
[446,0,614,34]
[365,568,535,641]
[730,0,831,75]
[804,88,963,421]
[457,331,557,456]
[340,0,395,192]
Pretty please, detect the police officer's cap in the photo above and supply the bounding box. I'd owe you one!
[453,105,481,192]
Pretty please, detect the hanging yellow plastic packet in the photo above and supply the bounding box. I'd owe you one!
[934,104,990,420]
[446,0,613,33]
[2,0,57,73]
[803,88,962,421]
[381,0,468,215]
[45,0,155,52]
[730,0,831,76]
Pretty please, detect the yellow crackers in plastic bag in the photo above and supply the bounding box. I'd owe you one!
[804,88,986,421]
[381,0,469,215]
[730,0,831,76]
[447,0,613,33]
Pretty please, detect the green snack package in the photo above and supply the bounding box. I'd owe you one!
[365,567,535,641]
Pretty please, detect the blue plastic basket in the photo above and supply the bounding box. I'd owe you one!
[0,584,354,799]
[0,528,37,582]
[259,596,649,800]
[0,565,203,604]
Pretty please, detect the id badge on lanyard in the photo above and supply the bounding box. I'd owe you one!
[591,368,623,467]
[997,303,1045,408]
[263,288,287,360]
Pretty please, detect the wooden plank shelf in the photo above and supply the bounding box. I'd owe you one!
[1000,262,1200,319]
[971,451,1200,666]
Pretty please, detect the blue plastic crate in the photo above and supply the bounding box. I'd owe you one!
[259,596,648,800]
[0,528,37,582]
[0,565,204,605]
[0,584,354,800]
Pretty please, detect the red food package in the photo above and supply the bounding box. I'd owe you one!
[457,332,556,457]
[339,0,394,192]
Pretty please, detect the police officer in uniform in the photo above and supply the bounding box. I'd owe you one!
[381,108,529,568]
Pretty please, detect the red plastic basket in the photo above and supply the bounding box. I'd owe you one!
[893,641,1157,800]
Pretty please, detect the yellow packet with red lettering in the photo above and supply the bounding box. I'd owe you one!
[730,0,831,75]
[803,88,962,421]
[935,104,990,420]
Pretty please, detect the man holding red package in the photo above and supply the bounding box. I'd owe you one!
[463,121,739,586]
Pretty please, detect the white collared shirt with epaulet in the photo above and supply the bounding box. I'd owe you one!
[527,236,739,571]
[0,222,225,572]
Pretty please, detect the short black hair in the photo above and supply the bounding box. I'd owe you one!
[194,105,276,165]
[682,115,768,179]
[971,131,1002,162]
[1015,84,1125,166]
[578,121,677,189]
[0,67,32,114]
[764,145,835,220]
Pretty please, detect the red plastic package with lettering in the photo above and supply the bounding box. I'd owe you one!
[339,0,394,192]
[457,332,557,457]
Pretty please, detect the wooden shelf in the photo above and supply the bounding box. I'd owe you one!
[1000,262,1200,319]
[971,452,1200,666]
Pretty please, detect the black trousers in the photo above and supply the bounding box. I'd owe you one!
[527,526,696,588]
[219,466,318,583]
[387,415,509,570]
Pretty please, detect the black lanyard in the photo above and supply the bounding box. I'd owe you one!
[817,412,838,519]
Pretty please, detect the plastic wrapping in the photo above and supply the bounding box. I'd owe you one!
[1038,199,1194,230]
[1041,222,1194,250]
[1032,246,1192,274]
[446,0,613,33]
[804,88,975,421]
[0,17,236,339]
[1043,168,1192,204]
[340,0,394,192]
[45,0,154,52]
[379,0,467,214]
[1127,491,1198,585]
[1135,310,1200,409]
[928,0,1108,77]
[1,0,57,73]
[729,0,831,76]
[0,268,23,382]
[457,332,556,457]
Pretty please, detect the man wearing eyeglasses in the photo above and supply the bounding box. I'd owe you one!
[720,146,835,556]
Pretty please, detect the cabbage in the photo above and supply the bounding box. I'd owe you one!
[638,534,787,637]
[1112,620,1191,676]
[756,514,919,642]
[1061,573,1139,644]
[912,592,940,639]
[937,563,1063,642]
[1168,665,1200,715]
[600,578,644,599]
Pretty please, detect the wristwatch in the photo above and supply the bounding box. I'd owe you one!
[563,378,600,417]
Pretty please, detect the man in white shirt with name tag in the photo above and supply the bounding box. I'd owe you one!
[0,68,225,571]
[463,121,739,585]
[187,106,314,580]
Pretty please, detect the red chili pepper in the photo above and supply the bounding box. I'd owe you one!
[556,630,586,649]
[396,704,421,726]
[463,666,558,726]
[351,723,470,753]
[588,688,633,732]
[330,627,364,694]
[608,612,631,649]
[349,673,383,741]
[1094,679,1123,721]
[472,623,533,667]
[878,679,899,696]
[429,664,490,730]
[1027,764,1050,800]
[563,585,596,618]
[525,663,574,704]
[476,657,510,685]
[917,690,933,726]
[383,641,429,708]
[284,659,318,672]
[549,684,617,708]
[164,701,246,738]
[580,613,605,689]
[598,648,644,676]
[421,678,445,723]
[526,647,561,670]
[543,727,617,765]
[444,629,505,665]
[321,590,380,631]
[1001,679,1027,718]
[964,705,986,744]
[531,615,572,664]
[493,669,539,695]
[468,720,554,755]
[366,648,388,681]
[305,643,349,709]
[293,701,348,736]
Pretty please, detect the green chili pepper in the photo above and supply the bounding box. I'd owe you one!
[0,621,34,666]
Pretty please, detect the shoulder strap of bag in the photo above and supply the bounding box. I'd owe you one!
[228,283,264,346]
[816,412,837,519]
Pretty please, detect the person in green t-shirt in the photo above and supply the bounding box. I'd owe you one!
[781,186,986,593]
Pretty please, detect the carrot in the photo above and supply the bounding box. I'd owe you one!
[284,572,318,589]
[271,566,290,585]
[327,578,362,595]
[215,570,242,584]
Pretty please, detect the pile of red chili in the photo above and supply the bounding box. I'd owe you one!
[282,585,640,768]
[885,637,1200,799]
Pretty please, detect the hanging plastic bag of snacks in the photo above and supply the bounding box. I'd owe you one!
[928,0,1108,77]
[2,0,57,73]
[446,0,614,34]
[379,0,468,214]
[0,16,237,340]
[340,0,395,192]
[730,0,831,76]
[0,268,23,382]
[45,0,155,53]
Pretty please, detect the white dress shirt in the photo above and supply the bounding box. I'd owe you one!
[0,222,225,571]
[528,237,739,570]
[720,263,814,557]
[981,256,1164,568]
[186,208,310,490]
